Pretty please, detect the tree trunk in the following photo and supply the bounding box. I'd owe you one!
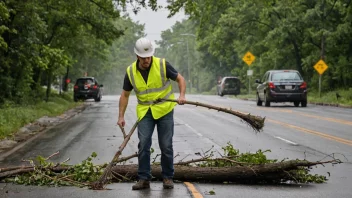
[111,160,326,183]
[63,66,69,92]
[45,69,53,102]
[0,159,338,185]
[290,37,303,75]
[31,68,43,96]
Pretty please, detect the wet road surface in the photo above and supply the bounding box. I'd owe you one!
[1,94,351,198]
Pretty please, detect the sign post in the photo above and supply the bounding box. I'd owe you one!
[313,59,328,98]
[242,51,255,95]
[247,70,253,95]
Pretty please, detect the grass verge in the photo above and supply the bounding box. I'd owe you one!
[0,92,81,140]
[234,89,352,107]
[308,89,352,106]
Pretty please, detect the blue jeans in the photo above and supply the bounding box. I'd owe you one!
[137,109,174,180]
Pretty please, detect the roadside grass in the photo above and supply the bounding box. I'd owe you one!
[0,92,81,140]
[308,89,352,106]
[234,89,352,107]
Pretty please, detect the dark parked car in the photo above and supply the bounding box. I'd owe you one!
[73,77,103,102]
[217,77,241,96]
[255,70,307,107]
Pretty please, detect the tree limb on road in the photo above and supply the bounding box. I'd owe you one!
[154,98,265,132]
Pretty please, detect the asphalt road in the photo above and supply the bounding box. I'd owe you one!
[0,94,351,198]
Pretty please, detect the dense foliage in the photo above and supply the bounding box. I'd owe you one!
[1,0,351,105]
[158,0,352,93]
[0,0,144,105]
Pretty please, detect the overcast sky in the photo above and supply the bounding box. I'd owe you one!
[127,1,186,43]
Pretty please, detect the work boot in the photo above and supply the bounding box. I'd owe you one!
[163,178,174,189]
[132,180,150,190]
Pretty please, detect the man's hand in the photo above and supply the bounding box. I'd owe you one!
[117,117,126,128]
[177,95,186,105]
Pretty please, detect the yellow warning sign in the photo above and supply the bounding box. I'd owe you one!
[242,51,255,66]
[313,60,328,75]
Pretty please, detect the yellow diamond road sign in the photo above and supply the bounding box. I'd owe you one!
[242,51,255,66]
[314,60,328,75]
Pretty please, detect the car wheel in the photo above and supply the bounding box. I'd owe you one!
[294,101,300,107]
[256,93,262,106]
[301,100,307,107]
[94,95,101,102]
[264,93,270,107]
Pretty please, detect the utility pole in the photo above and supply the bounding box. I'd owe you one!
[319,0,326,98]
[180,33,196,94]
[185,39,192,93]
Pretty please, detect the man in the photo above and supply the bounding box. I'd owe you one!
[117,37,186,190]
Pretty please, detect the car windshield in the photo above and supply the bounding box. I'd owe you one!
[271,72,302,81]
[224,78,240,87]
[77,79,94,86]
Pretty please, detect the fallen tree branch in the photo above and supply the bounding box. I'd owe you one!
[0,165,72,179]
[54,158,70,167]
[174,157,212,166]
[0,144,343,187]
[118,125,127,138]
[112,159,341,183]
[0,166,33,173]
[91,120,139,190]
[0,158,342,184]
[0,167,34,178]
[154,98,265,132]
[216,157,249,166]
[112,153,138,165]
[45,151,60,160]
[174,156,247,166]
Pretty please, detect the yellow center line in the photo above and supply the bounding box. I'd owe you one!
[184,182,203,198]
[255,107,352,126]
[255,107,293,113]
[268,119,352,146]
[293,112,352,126]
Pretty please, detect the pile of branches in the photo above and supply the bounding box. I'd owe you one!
[0,143,342,188]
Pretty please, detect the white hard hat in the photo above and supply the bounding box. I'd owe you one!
[134,38,155,57]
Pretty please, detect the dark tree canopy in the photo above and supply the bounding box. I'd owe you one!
[1,0,351,105]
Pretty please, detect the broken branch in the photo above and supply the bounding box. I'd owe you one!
[91,120,139,190]
[111,159,341,183]
[154,98,265,132]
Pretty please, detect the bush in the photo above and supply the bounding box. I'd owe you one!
[308,89,352,106]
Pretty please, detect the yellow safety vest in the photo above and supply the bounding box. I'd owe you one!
[126,57,176,120]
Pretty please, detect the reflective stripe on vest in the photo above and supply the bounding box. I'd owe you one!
[128,58,172,104]
[138,91,173,105]
[126,57,176,120]
[129,58,170,95]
